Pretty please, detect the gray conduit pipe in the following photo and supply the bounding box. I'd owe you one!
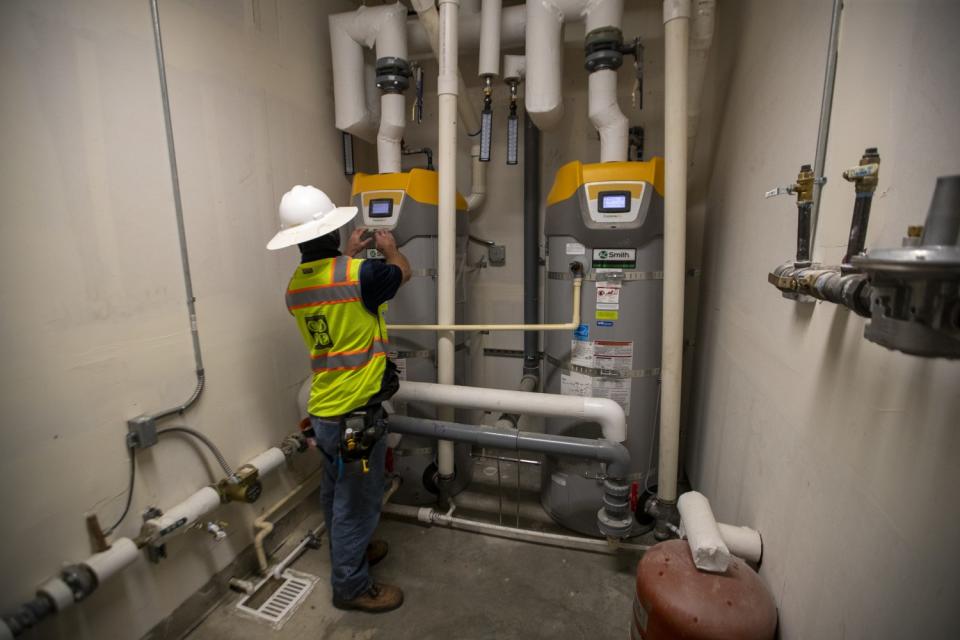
[148,0,205,421]
[388,415,635,537]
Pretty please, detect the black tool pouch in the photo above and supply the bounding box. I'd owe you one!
[338,404,387,473]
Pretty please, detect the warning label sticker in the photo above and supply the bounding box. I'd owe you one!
[592,248,637,269]
[559,339,634,416]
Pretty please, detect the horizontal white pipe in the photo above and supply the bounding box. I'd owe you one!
[678,491,730,573]
[503,54,525,82]
[479,0,502,77]
[382,503,648,554]
[377,93,405,174]
[84,537,140,582]
[717,522,762,565]
[387,278,581,331]
[248,447,286,476]
[589,69,629,162]
[465,144,486,210]
[394,380,627,442]
[407,4,526,58]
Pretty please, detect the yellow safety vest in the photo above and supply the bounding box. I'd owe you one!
[286,256,388,417]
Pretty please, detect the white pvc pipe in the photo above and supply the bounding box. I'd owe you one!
[142,486,221,542]
[406,4,526,58]
[479,0,502,77]
[411,0,482,135]
[465,144,487,210]
[394,380,627,442]
[657,0,691,513]
[688,0,716,150]
[83,537,140,582]
[388,278,581,331]
[248,447,286,476]
[588,69,629,162]
[378,93,405,174]
[717,522,762,565]
[436,0,460,479]
[382,503,649,554]
[678,491,730,572]
[503,54,525,82]
[329,3,408,155]
[524,0,565,129]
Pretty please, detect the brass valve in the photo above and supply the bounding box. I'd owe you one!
[216,464,262,504]
[842,147,880,194]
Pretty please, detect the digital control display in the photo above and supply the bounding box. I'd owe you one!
[598,191,631,213]
[369,198,394,218]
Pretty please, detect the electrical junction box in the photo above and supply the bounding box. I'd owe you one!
[541,158,665,537]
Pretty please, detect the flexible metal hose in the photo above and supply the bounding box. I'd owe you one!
[157,425,233,477]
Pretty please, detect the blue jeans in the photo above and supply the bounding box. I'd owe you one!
[311,416,387,601]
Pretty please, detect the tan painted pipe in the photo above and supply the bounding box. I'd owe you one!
[253,468,323,574]
[388,278,582,331]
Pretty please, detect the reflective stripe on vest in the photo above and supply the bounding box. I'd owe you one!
[286,255,389,417]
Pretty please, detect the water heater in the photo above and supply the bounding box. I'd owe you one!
[349,169,473,504]
[541,158,665,536]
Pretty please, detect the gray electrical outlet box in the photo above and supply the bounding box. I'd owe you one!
[127,415,158,449]
[488,244,507,267]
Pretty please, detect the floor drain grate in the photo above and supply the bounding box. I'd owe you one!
[235,570,318,629]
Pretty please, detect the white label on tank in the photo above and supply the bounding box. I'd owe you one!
[561,340,634,416]
[565,242,586,255]
[596,281,622,306]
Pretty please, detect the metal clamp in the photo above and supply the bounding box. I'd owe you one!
[547,270,663,282]
[545,354,660,379]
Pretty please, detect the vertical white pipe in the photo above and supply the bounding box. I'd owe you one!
[524,0,564,129]
[687,0,716,150]
[588,69,629,162]
[479,0,502,77]
[657,0,691,516]
[584,0,623,31]
[437,0,460,479]
[377,93,405,174]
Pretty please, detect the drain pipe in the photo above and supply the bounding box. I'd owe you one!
[654,0,691,540]
[389,415,634,537]
[435,0,461,494]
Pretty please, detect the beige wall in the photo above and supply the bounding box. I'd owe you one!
[0,1,351,638]
[687,1,960,638]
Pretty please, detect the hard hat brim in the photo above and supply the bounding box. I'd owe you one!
[266,206,358,251]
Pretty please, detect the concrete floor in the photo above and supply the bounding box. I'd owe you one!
[189,456,646,640]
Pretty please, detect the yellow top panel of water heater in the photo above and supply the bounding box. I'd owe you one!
[351,168,468,211]
[546,158,665,205]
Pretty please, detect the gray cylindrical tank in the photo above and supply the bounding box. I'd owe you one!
[349,169,473,504]
[541,159,664,536]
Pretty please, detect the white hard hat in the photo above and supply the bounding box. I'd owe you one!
[266,185,358,250]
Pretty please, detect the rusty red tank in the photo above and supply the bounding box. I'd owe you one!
[633,540,777,640]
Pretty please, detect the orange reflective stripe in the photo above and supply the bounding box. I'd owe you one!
[310,340,387,371]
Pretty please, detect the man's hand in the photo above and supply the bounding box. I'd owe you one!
[375,230,412,283]
[345,227,373,257]
[374,230,398,256]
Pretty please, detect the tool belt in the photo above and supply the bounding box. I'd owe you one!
[338,404,387,474]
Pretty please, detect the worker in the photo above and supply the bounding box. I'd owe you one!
[267,185,411,613]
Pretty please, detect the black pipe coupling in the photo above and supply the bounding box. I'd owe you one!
[375,56,412,93]
[584,27,626,72]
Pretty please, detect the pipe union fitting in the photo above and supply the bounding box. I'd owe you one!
[375,56,412,93]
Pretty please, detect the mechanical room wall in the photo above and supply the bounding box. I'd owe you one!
[0,0,353,638]
[686,1,960,638]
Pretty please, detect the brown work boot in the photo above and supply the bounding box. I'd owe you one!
[333,583,404,613]
[366,540,388,566]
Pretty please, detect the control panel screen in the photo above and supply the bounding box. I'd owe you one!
[598,191,631,213]
[369,198,394,218]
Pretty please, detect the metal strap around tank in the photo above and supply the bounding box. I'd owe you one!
[544,354,660,379]
[388,341,467,360]
[547,270,663,282]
